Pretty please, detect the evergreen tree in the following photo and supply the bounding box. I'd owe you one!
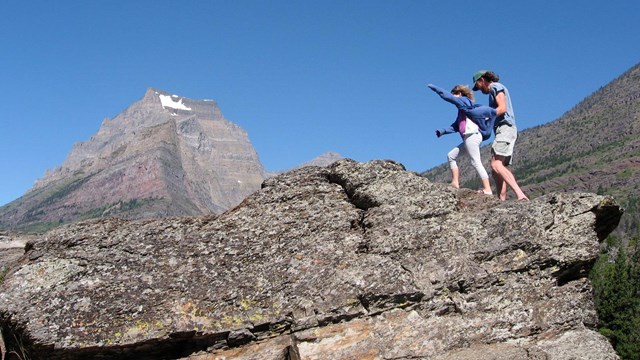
[590,234,640,359]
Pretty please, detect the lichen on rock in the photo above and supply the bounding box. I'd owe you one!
[0,159,623,359]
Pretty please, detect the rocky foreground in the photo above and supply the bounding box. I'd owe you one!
[0,159,623,359]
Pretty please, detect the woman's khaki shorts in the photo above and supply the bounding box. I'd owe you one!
[492,124,517,165]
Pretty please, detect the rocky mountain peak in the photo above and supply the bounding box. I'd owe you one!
[295,151,343,168]
[0,88,266,232]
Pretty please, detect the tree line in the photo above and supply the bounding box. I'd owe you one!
[590,232,640,359]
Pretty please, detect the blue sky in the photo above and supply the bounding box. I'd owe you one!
[1,1,639,206]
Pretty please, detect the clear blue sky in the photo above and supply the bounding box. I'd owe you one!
[1,1,639,206]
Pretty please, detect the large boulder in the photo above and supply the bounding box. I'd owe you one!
[0,159,622,359]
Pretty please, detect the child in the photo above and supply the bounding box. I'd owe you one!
[428,84,493,195]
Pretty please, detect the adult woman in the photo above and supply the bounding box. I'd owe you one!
[472,70,528,201]
[428,84,493,195]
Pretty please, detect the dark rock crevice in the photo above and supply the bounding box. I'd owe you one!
[591,198,623,241]
[326,171,380,212]
[357,292,425,316]
[553,259,598,286]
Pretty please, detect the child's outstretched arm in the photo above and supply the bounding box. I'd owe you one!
[427,84,470,109]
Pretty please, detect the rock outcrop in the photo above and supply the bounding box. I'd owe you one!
[0,159,622,359]
[0,89,266,232]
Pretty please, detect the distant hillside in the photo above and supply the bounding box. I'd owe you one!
[0,89,266,232]
[422,63,640,237]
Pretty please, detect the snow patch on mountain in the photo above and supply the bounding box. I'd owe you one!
[158,94,192,111]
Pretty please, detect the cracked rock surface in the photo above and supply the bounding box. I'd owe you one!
[0,159,623,359]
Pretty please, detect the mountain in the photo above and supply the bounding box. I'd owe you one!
[423,62,640,237]
[0,159,622,359]
[0,88,266,232]
[266,151,344,178]
[291,151,343,169]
